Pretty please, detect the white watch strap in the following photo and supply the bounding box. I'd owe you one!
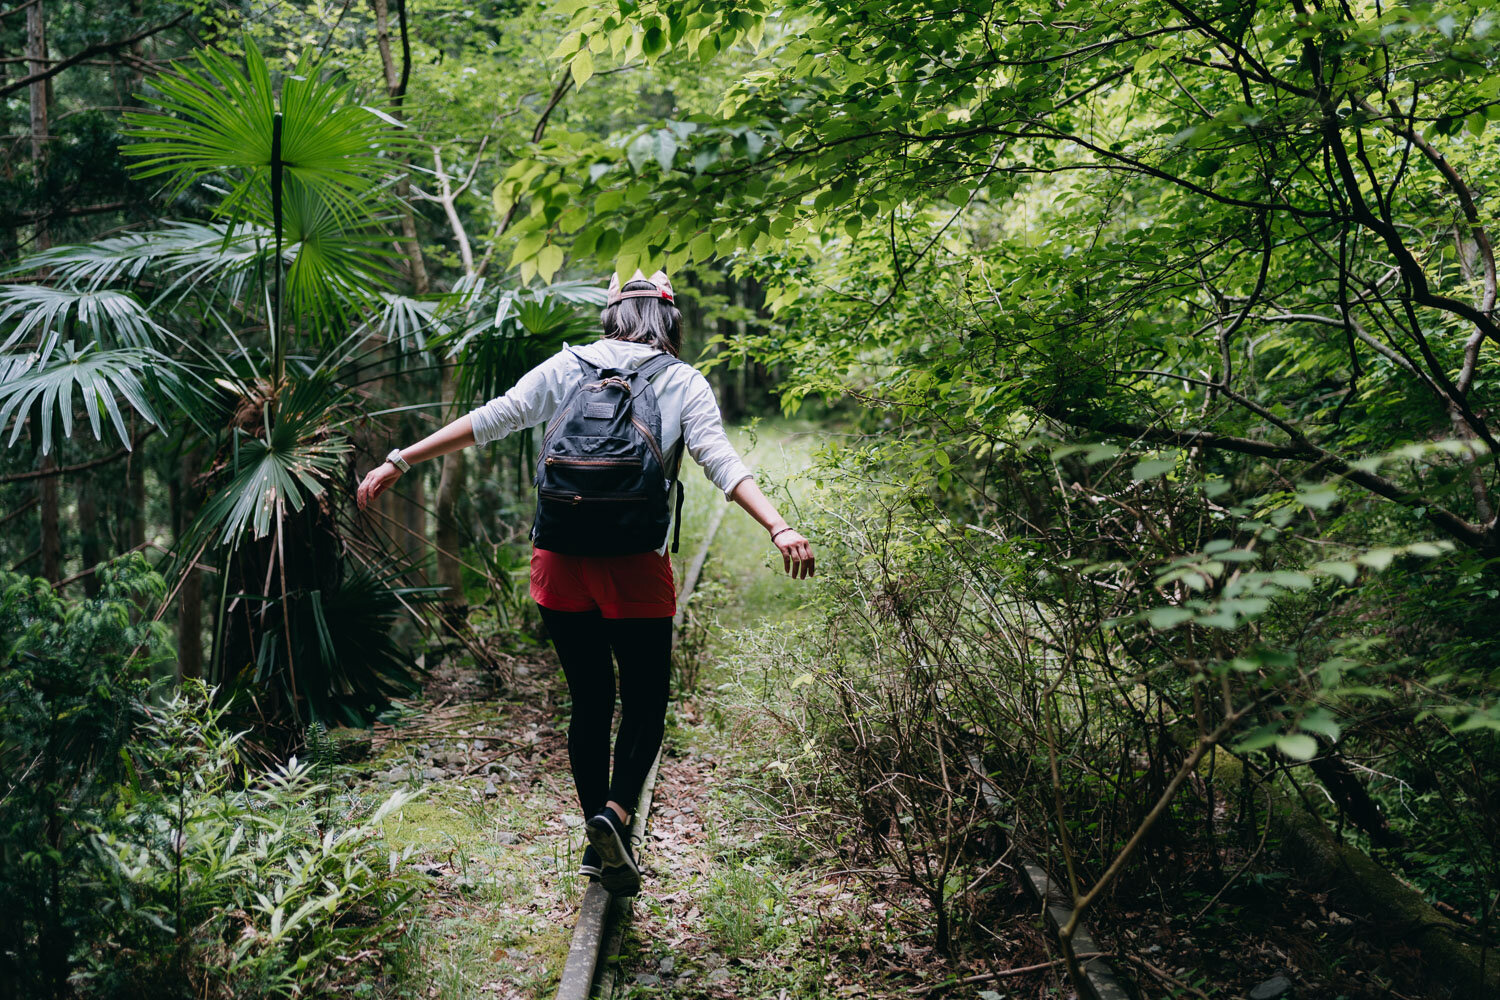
[386,448,410,473]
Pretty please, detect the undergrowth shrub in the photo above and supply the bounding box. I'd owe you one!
[0,554,166,998]
[0,556,421,999]
[727,437,1499,972]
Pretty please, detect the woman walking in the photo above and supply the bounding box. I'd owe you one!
[355,269,814,896]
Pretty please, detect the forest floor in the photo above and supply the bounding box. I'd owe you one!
[335,424,1049,1000]
[336,422,1456,1000]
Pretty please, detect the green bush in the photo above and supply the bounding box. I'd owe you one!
[0,554,167,998]
[0,557,421,999]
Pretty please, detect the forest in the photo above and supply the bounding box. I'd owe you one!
[1,1,1497,998]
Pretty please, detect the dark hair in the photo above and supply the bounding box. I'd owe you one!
[600,280,683,357]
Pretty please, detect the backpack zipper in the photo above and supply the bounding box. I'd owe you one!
[538,488,645,505]
[630,416,665,468]
[544,455,642,468]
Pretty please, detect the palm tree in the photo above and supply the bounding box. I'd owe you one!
[0,42,602,739]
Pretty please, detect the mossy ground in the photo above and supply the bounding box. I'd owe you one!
[342,423,980,999]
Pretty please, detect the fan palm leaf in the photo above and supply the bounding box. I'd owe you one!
[121,44,409,237]
[248,565,431,727]
[187,376,351,546]
[0,342,194,454]
[430,280,606,402]
[0,285,167,362]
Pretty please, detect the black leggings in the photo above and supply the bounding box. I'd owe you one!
[537,606,672,820]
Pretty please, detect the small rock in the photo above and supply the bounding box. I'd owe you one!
[378,766,409,783]
[494,831,520,845]
[1248,974,1293,1000]
[705,968,732,983]
[421,767,445,781]
[658,956,675,974]
[483,780,499,798]
[562,814,584,829]
[633,973,660,986]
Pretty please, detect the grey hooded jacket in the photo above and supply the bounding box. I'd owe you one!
[467,339,754,554]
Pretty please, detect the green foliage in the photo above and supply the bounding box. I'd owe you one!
[91,686,420,999]
[246,564,428,728]
[0,557,419,998]
[0,555,168,997]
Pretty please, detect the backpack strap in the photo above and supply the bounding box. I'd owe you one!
[567,348,603,375]
[633,351,683,389]
[671,478,685,553]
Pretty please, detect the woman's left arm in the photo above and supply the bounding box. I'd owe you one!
[679,372,814,578]
[730,477,815,579]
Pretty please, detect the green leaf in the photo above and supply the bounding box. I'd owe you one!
[1356,548,1397,570]
[1145,606,1194,630]
[537,244,565,283]
[1312,560,1358,583]
[571,48,595,88]
[690,231,715,262]
[1132,457,1176,481]
[653,131,679,172]
[1295,486,1339,510]
[1275,734,1319,760]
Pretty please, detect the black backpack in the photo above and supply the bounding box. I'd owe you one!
[530,349,686,556]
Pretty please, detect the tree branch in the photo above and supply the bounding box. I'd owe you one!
[0,12,188,98]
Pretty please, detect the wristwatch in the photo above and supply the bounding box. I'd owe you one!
[385,448,411,473]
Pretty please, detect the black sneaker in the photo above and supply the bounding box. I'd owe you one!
[585,809,641,897]
[579,843,601,879]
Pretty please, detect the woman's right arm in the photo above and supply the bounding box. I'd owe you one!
[355,414,475,510]
[356,350,576,511]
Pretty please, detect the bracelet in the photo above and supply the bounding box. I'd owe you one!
[770,526,797,542]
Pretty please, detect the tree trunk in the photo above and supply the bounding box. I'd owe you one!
[27,0,48,250]
[78,479,100,597]
[404,463,427,575]
[127,451,146,550]
[370,0,428,296]
[435,364,466,608]
[29,3,57,584]
[39,459,60,583]
[174,448,203,680]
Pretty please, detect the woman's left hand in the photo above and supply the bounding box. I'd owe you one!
[773,528,815,579]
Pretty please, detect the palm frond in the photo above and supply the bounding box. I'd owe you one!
[1,223,264,310]
[435,281,605,404]
[0,343,190,453]
[249,564,430,726]
[0,285,167,361]
[276,176,399,332]
[187,377,351,546]
[122,45,410,236]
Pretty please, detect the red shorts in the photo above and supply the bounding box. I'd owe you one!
[529,547,676,619]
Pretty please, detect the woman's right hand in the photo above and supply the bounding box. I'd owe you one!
[356,461,403,511]
[773,528,815,579]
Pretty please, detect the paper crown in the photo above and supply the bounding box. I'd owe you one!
[606,268,674,305]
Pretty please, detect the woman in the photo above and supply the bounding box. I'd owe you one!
[355,269,814,897]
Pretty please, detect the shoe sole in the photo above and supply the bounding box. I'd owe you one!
[585,815,641,897]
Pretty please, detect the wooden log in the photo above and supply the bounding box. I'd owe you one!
[1269,792,1499,997]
